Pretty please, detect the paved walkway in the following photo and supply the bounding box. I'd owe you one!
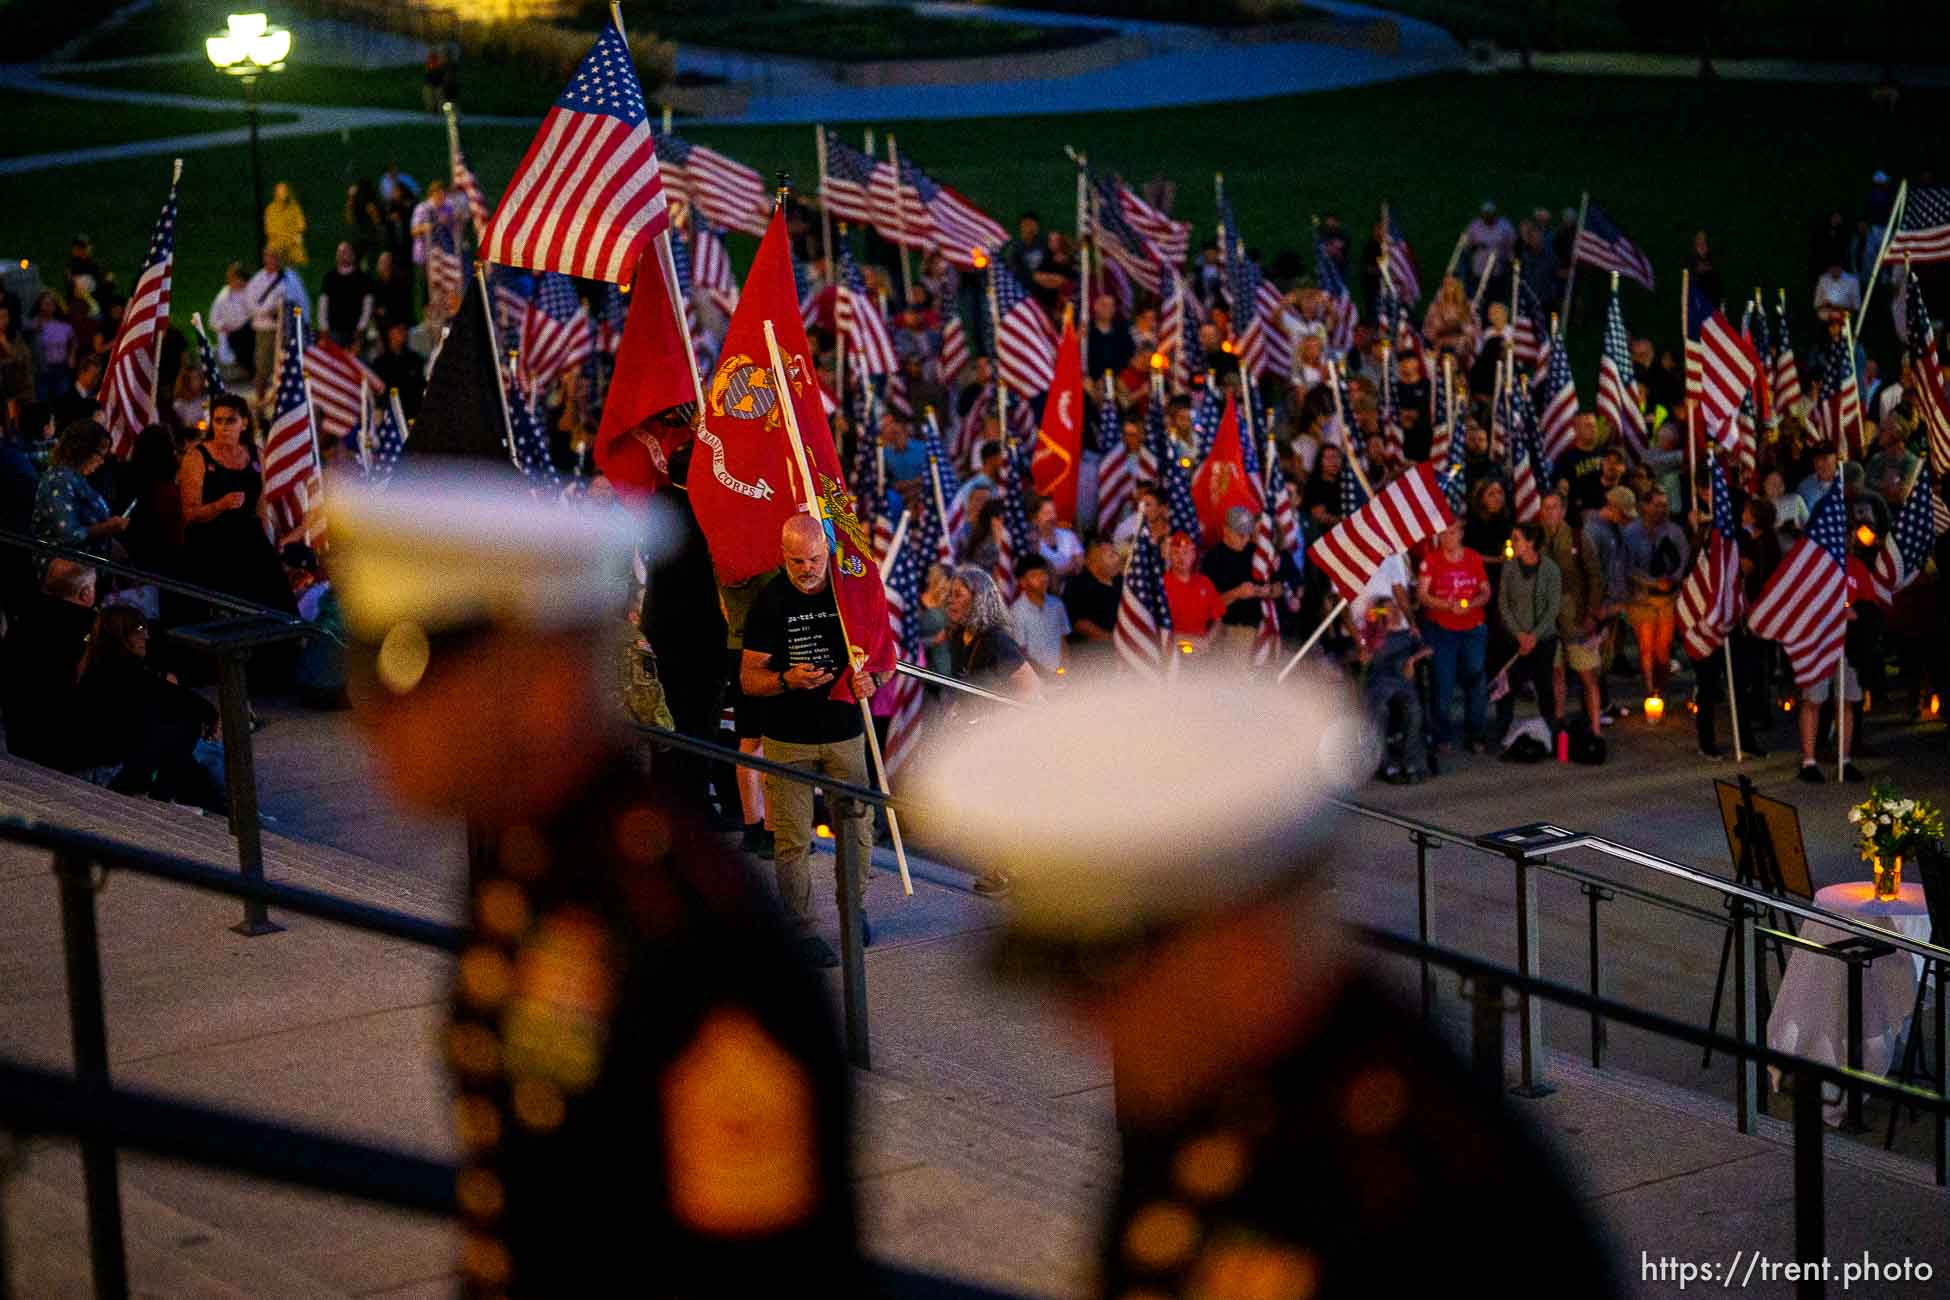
[3,693,1948,1297]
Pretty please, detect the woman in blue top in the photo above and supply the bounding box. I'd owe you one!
[31,421,125,558]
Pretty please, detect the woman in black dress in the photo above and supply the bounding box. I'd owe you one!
[175,393,295,617]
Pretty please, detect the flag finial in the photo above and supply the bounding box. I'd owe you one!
[775,172,791,211]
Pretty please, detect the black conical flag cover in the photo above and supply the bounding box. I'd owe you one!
[414,277,511,463]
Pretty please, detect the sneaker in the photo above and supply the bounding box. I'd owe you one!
[1798,763,1825,785]
[1842,762,1866,783]
[794,930,839,969]
[972,871,1013,897]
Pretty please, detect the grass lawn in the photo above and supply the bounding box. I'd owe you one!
[0,89,298,160]
[56,60,562,121]
[7,71,1940,383]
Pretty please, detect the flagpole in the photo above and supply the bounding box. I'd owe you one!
[1235,353,1256,448]
[1326,358,1375,499]
[1074,149,1091,383]
[813,124,834,275]
[1841,312,1863,461]
[1855,179,1908,336]
[1681,268,1695,492]
[979,255,1012,455]
[1444,352,1458,461]
[442,105,471,239]
[474,265,520,468]
[190,311,216,427]
[877,508,911,582]
[1470,253,1495,315]
[390,386,410,447]
[288,305,326,542]
[835,225,849,429]
[1560,191,1589,325]
[1276,597,1349,682]
[357,377,373,473]
[761,317,914,897]
[1442,223,1468,282]
[886,133,914,305]
[1723,639,1744,764]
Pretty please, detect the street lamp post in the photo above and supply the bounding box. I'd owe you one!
[206,13,291,254]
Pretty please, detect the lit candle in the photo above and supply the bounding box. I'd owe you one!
[1644,697,1665,724]
[1178,640,1195,655]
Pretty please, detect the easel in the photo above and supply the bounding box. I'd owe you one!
[1701,776,1803,1067]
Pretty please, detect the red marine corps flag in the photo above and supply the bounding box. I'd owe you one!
[1032,308,1084,523]
[1190,391,1262,547]
[689,208,895,698]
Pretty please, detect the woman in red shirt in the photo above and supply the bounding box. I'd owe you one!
[1417,522,1491,752]
[1162,531,1227,652]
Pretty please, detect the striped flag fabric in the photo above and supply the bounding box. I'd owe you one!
[518,272,594,395]
[304,329,382,437]
[1572,202,1654,290]
[921,404,959,503]
[1092,173,1167,295]
[870,154,930,252]
[1902,273,1950,475]
[1677,456,1740,660]
[593,279,627,355]
[837,245,897,377]
[1308,461,1457,605]
[1746,482,1851,688]
[1267,450,1300,555]
[449,117,490,240]
[1534,323,1580,466]
[1315,226,1355,356]
[428,219,468,321]
[849,377,883,504]
[1869,463,1938,605]
[993,442,1038,601]
[1597,284,1647,459]
[819,131,880,226]
[1429,354,1456,469]
[1510,278,1547,368]
[1114,178,1190,267]
[1190,378,1223,463]
[940,314,969,385]
[652,129,769,236]
[1159,268,1197,390]
[100,164,178,454]
[881,520,929,775]
[690,219,739,318]
[479,24,668,283]
[1114,526,1174,677]
[1151,394,1199,539]
[908,162,1006,269]
[986,262,1057,396]
[263,309,318,504]
[189,312,225,408]
[1507,377,1541,524]
[1249,491,1282,666]
[1810,333,1865,460]
[362,390,409,481]
[1340,437,1368,521]
[1097,436,1135,532]
[1771,293,1803,418]
[1383,213,1421,305]
[1886,185,1950,265]
[1686,287,1763,454]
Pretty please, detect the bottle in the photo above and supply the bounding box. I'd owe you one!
[1555,729,1571,763]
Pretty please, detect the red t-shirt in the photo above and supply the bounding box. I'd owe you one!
[1165,571,1228,637]
[1421,547,1488,632]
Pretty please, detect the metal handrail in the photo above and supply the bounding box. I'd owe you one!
[0,526,324,636]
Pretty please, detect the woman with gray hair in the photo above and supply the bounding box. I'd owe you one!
[946,564,1042,704]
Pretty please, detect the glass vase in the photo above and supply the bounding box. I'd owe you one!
[1872,853,1902,902]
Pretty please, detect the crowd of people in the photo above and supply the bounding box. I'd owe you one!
[1,163,1946,868]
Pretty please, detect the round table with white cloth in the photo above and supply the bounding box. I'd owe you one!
[1764,881,1933,1124]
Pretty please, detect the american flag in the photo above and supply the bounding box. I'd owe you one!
[1248,488,1282,666]
[519,272,594,395]
[1771,292,1803,417]
[1314,224,1355,355]
[1869,463,1939,605]
[1729,302,1763,487]
[921,409,960,567]
[1747,481,1851,688]
[263,309,317,505]
[1686,286,1762,458]
[1902,272,1950,474]
[940,313,969,385]
[792,254,821,330]
[99,164,178,454]
[189,312,224,408]
[819,131,880,226]
[881,522,929,774]
[428,218,468,320]
[1155,394,1201,539]
[1115,177,1191,267]
[1534,319,1580,465]
[1093,375,1132,526]
[593,279,627,355]
[1508,376,1541,523]
[838,244,897,376]
[666,220,699,332]
[1810,332,1865,460]
[921,403,959,502]
[849,375,883,504]
[305,328,382,437]
[906,160,1007,270]
[690,218,739,318]
[1438,459,1467,518]
[1219,199,1285,378]
[871,153,931,252]
[1572,202,1654,290]
[1597,284,1647,460]
[1160,268,1198,390]
[449,115,489,241]
[1887,185,1950,265]
[489,267,531,350]
[651,129,769,237]
[1383,212,1421,305]
[1092,173,1166,295]
[993,442,1038,601]
[479,25,668,283]
[1309,461,1456,605]
[1429,354,1456,468]
[1267,448,1300,555]
[1113,526,1173,677]
[362,390,409,482]
[505,364,560,489]
[1678,456,1740,660]
[1340,438,1368,520]
[986,261,1057,395]
[1510,277,1547,368]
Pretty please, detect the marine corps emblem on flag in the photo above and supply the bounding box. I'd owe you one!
[816,472,871,578]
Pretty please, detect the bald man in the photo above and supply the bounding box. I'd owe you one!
[739,515,890,966]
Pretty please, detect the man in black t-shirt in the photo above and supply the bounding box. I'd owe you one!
[1064,539,1123,674]
[1552,413,1609,524]
[740,515,892,967]
[1198,506,1273,659]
